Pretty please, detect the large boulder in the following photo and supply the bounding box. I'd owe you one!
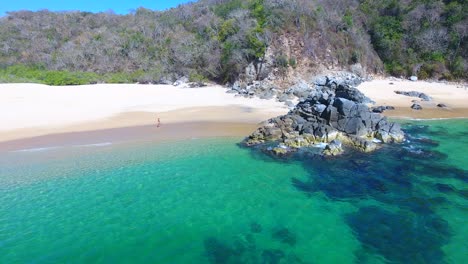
[335,84,370,103]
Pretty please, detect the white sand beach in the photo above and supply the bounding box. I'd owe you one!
[0,83,287,142]
[1,79,467,145]
[357,79,468,119]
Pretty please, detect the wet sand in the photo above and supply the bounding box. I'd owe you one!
[0,121,259,152]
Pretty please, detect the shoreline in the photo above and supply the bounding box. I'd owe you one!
[0,121,260,152]
[0,79,467,150]
[0,83,288,144]
[0,105,285,143]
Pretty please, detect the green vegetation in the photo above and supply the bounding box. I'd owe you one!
[0,65,98,85]
[0,65,154,85]
[0,0,465,85]
[361,0,467,79]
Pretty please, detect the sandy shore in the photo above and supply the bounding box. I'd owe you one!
[357,79,468,119]
[1,79,467,150]
[0,83,287,143]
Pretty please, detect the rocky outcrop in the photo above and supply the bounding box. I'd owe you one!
[437,103,447,108]
[243,85,404,156]
[371,105,395,113]
[395,90,432,101]
[226,72,366,107]
[322,140,344,156]
[411,103,423,110]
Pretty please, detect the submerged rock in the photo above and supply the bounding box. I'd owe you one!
[243,85,404,156]
[272,227,296,246]
[262,249,285,264]
[322,140,343,156]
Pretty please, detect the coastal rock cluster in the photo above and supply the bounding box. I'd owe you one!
[226,72,367,108]
[242,77,405,156]
[395,90,432,101]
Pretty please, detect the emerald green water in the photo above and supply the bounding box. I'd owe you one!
[0,119,467,263]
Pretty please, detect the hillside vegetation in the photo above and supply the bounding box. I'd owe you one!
[0,0,466,85]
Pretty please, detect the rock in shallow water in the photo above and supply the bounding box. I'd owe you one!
[243,85,404,156]
[322,140,343,156]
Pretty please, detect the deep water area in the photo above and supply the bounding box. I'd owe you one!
[0,119,467,263]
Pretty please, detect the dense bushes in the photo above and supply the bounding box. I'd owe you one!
[0,65,98,85]
[0,0,466,85]
[361,0,467,79]
[0,65,160,85]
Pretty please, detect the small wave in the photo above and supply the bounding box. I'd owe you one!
[410,117,468,121]
[12,146,61,153]
[312,143,328,149]
[73,142,113,148]
[403,145,423,154]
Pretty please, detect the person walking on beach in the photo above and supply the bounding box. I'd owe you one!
[157,117,161,128]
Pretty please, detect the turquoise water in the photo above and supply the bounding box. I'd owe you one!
[0,120,467,263]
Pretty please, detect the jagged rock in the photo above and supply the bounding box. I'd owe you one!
[395,91,431,101]
[245,62,257,82]
[437,103,447,108]
[188,82,206,88]
[259,91,275,100]
[243,85,404,156]
[350,63,365,77]
[322,140,344,156]
[277,94,289,102]
[286,101,295,108]
[173,76,189,86]
[288,81,311,100]
[158,77,173,85]
[313,76,328,86]
[372,106,395,113]
[335,84,369,103]
[411,104,423,110]
[267,144,292,156]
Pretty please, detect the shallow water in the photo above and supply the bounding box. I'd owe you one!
[0,119,467,263]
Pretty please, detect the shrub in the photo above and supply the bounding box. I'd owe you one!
[274,54,289,68]
[288,57,297,69]
[189,72,207,83]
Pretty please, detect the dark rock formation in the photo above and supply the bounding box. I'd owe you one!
[272,227,296,246]
[243,84,404,156]
[411,103,423,110]
[437,103,447,108]
[372,105,395,113]
[395,90,432,101]
[188,82,207,88]
[226,72,366,107]
[323,140,344,156]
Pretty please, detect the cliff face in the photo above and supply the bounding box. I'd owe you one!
[243,75,405,156]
